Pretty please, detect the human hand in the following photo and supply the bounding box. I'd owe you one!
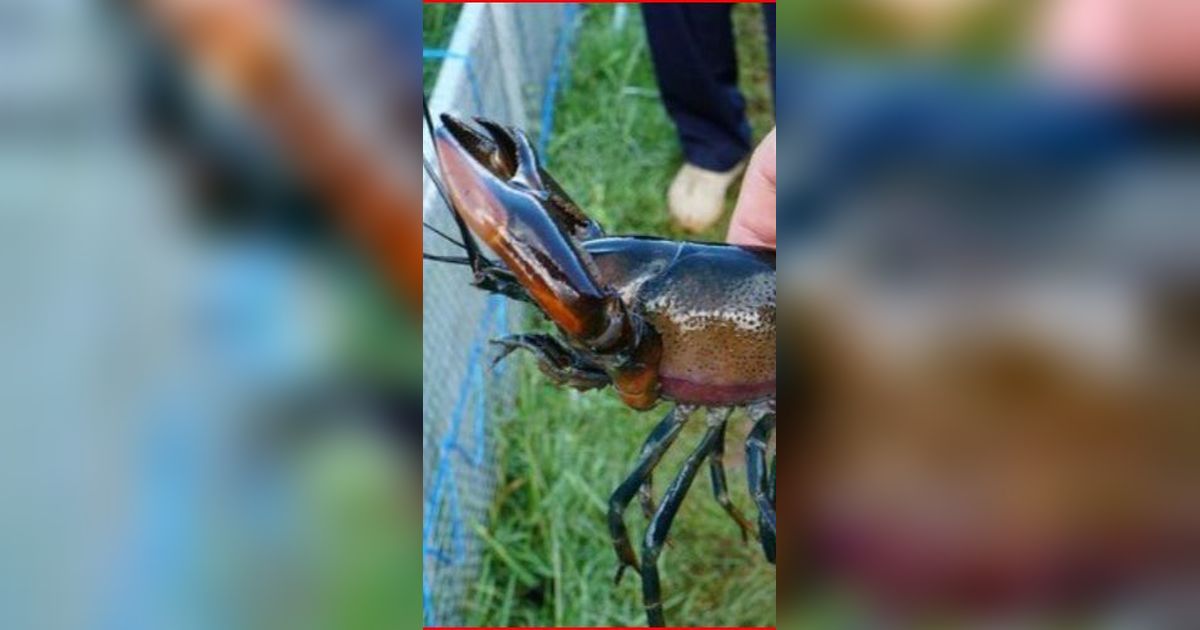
[1035,0,1200,101]
[727,127,776,249]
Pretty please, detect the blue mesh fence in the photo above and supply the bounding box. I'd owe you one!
[421,5,581,625]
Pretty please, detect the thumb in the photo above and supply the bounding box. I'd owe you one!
[727,128,776,249]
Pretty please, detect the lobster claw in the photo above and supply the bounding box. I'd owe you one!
[437,114,603,241]
[433,113,663,410]
[434,114,625,348]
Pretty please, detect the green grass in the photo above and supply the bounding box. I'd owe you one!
[423,4,463,90]
[539,5,774,243]
[464,6,776,627]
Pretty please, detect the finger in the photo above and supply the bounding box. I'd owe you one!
[727,128,776,249]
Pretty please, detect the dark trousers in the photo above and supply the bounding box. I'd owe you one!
[642,4,776,172]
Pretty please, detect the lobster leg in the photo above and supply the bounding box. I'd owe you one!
[770,455,776,509]
[639,478,676,550]
[608,406,692,586]
[638,477,656,520]
[708,410,757,541]
[472,266,534,304]
[746,404,776,564]
[490,334,609,391]
[641,410,725,627]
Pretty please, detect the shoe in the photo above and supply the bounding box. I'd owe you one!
[667,160,746,233]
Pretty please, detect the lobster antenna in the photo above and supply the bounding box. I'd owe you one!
[422,95,490,272]
[422,94,462,248]
[422,94,455,218]
[422,253,472,265]
[422,157,453,216]
[423,93,436,140]
[423,221,465,249]
[423,156,488,267]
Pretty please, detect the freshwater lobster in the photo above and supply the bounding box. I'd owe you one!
[423,109,776,627]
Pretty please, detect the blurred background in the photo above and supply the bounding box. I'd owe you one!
[1,1,422,629]
[774,0,1199,627]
